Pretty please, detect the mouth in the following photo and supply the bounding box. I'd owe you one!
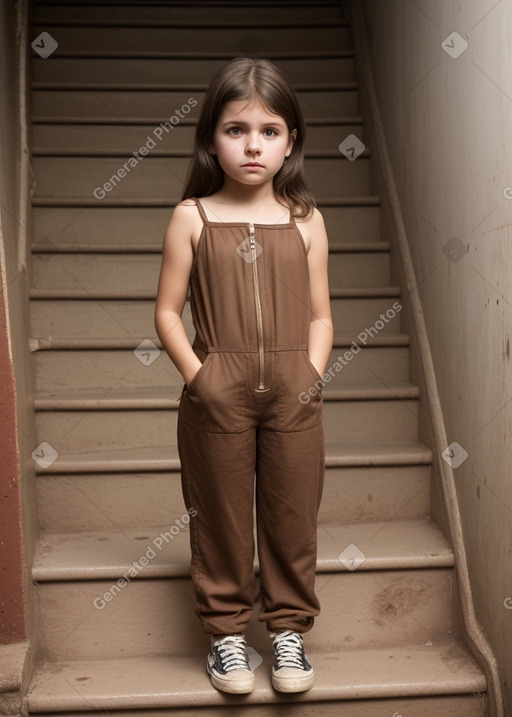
[242,162,264,168]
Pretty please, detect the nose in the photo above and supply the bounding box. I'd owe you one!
[245,132,261,155]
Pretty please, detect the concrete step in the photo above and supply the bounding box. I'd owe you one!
[32,567,460,659]
[32,88,360,120]
[29,334,410,352]
[31,250,390,295]
[33,3,348,26]
[32,123,364,154]
[31,440,432,474]
[32,529,455,661]
[34,394,420,454]
[32,518,452,581]
[35,382,419,408]
[36,463,431,532]
[32,57,355,87]
[34,345,409,393]
[33,25,352,55]
[30,295,401,339]
[27,647,485,715]
[31,155,371,200]
[31,205,382,249]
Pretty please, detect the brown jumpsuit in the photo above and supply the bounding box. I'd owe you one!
[178,197,325,637]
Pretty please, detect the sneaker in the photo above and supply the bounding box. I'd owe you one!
[206,633,256,694]
[270,630,315,693]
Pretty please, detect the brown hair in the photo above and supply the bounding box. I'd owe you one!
[181,57,315,218]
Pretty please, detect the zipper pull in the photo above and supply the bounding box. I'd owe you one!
[248,222,255,248]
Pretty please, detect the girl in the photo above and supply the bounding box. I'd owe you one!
[155,57,333,695]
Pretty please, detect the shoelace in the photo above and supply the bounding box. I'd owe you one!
[214,635,250,672]
[272,630,305,669]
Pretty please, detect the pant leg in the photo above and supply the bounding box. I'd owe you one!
[255,421,325,633]
[178,417,258,635]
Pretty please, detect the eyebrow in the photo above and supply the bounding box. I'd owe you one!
[221,119,285,128]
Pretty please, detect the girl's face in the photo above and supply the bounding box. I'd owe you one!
[209,97,296,190]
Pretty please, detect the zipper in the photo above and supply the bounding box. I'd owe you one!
[248,222,269,392]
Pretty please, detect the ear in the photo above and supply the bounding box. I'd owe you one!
[285,129,297,157]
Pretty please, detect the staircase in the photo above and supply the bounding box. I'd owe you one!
[27,0,488,713]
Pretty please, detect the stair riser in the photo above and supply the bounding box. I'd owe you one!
[35,569,456,660]
[30,695,486,717]
[35,347,409,392]
[33,89,360,120]
[36,465,431,531]
[32,156,370,200]
[31,297,401,339]
[36,26,352,54]
[32,251,389,293]
[34,5,348,25]
[35,400,419,453]
[32,206,381,248]
[33,57,356,85]
[33,124,363,154]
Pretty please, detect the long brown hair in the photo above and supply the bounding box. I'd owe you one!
[181,57,315,218]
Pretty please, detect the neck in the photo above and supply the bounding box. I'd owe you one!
[214,179,279,209]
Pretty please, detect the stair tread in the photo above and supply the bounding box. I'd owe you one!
[27,644,486,712]
[34,382,420,409]
[34,441,432,474]
[32,518,453,581]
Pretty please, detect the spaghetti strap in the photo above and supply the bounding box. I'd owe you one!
[193,197,210,225]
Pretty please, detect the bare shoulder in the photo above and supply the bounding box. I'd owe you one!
[294,207,327,252]
[163,199,203,248]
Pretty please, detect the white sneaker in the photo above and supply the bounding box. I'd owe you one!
[270,630,315,692]
[207,633,256,694]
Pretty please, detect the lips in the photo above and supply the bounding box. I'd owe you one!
[243,162,263,167]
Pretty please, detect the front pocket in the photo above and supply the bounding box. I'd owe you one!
[302,351,324,385]
[275,351,323,431]
[179,352,248,433]
[186,353,212,394]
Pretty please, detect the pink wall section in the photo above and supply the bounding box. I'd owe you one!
[0,284,27,642]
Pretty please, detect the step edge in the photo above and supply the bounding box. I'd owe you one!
[34,443,433,474]
[35,50,355,61]
[32,518,454,582]
[32,115,364,125]
[33,384,420,410]
[26,646,487,712]
[30,286,396,300]
[30,240,388,254]
[31,195,380,208]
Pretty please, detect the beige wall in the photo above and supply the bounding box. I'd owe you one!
[361,0,512,710]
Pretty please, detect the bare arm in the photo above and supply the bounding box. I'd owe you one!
[154,202,202,386]
[303,208,334,376]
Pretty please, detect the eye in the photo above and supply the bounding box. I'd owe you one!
[263,128,278,137]
[227,126,242,136]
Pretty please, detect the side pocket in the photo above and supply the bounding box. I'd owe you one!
[302,351,324,385]
[185,353,212,394]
